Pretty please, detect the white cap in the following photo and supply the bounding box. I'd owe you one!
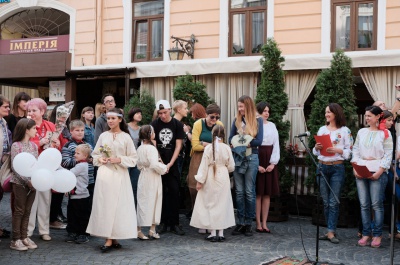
[156,100,171,110]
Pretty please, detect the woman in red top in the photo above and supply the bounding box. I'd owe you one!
[26,98,60,241]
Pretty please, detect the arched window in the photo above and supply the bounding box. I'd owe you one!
[0,8,70,40]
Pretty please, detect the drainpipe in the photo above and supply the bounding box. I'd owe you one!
[96,0,103,65]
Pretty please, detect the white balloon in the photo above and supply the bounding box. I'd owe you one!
[37,148,62,171]
[12,152,37,177]
[31,168,54,191]
[51,169,77,193]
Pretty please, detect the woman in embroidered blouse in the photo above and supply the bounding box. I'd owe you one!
[313,103,353,244]
[351,105,392,248]
[255,102,280,234]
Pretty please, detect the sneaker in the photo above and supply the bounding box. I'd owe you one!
[57,214,68,224]
[74,235,89,244]
[232,225,245,235]
[170,225,185,235]
[157,223,168,234]
[65,233,77,243]
[40,234,52,241]
[50,221,66,230]
[22,238,38,249]
[10,240,28,251]
[244,225,253,236]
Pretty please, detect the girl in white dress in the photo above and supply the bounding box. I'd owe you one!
[86,108,138,253]
[190,125,236,242]
[136,125,167,240]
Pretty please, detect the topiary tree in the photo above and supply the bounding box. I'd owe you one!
[255,38,292,193]
[123,89,155,126]
[173,73,214,126]
[306,50,358,199]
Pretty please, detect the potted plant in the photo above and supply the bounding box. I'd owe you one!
[255,38,292,221]
[306,50,359,228]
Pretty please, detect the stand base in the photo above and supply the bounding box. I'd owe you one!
[309,261,344,265]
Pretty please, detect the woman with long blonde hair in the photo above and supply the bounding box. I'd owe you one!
[228,95,263,237]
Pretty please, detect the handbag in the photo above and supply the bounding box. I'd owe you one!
[0,154,12,192]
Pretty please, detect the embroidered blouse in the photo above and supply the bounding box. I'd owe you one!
[312,126,353,162]
[351,128,393,172]
[261,122,280,165]
[10,141,38,186]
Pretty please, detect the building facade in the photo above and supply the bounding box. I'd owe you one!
[0,0,399,139]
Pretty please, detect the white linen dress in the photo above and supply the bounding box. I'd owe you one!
[190,142,236,230]
[136,144,167,226]
[86,131,138,239]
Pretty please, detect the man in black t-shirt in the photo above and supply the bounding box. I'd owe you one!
[151,100,185,235]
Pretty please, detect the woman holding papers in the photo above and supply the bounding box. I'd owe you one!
[351,105,393,248]
[313,103,353,244]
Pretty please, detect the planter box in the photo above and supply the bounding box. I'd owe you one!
[312,196,360,228]
[267,194,290,222]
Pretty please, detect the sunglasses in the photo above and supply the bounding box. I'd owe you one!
[209,115,220,120]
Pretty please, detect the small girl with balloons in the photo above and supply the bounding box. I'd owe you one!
[10,118,38,251]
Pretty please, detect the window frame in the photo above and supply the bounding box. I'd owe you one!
[132,1,164,62]
[229,3,267,57]
[331,0,377,52]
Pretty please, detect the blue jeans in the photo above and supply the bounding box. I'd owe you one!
[316,163,345,233]
[356,172,388,237]
[233,153,259,225]
[129,166,140,208]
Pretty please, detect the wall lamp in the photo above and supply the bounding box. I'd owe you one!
[167,34,197,60]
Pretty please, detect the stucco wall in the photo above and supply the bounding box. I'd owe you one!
[386,0,400,50]
[170,0,220,59]
[274,0,321,55]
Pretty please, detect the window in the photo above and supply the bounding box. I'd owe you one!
[331,0,377,51]
[132,0,164,62]
[229,0,267,56]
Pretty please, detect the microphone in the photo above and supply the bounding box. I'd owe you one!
[295,131,310,138]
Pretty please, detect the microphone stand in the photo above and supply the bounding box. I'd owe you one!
[389,160,398,265]
[297,136,341,265]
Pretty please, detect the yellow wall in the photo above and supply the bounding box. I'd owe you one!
[386,0,400,50]
[170,0,220,59]
[274,0,321,55]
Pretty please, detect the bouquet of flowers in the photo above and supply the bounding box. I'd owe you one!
[99,144,117,169]
[286,143,299,157]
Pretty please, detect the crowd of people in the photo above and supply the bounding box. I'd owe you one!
[1,89,400,253]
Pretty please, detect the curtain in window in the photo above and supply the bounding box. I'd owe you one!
[360,67,400,110]
[283,70,319,146]
[140,77,175,104]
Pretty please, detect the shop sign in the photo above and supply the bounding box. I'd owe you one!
[0,35,69,55]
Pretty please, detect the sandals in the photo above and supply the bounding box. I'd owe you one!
[358,236,371,247]
[137,231,149,240]
[371,236,382,248]
[148,230,160,239]
[256,228,271,233]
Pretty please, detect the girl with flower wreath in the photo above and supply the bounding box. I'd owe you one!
[313,103,353,244]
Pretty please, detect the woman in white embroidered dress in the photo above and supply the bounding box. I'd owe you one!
[351,105,392,248]
[313,103,353,244]
[86,108,138,252]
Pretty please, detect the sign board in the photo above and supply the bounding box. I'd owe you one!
[0,35,69,55]
[49,81,66,102]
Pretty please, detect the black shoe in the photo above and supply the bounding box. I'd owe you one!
[100,245,112,253]
[112,243,122,249]
[186,210,193,219]
[57,214,68,224]
[170,225,185,235]
[244,225,253,236]
[218,236,225,242]
[157,223,168,234]
[232,225,245,235]
[205,235,218,242]
[65,233,77,243]
[74,235,89,244]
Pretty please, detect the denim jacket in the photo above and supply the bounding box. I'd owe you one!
[232,146,248,174]
[84,124,95,149]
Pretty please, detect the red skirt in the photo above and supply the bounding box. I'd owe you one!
[256,145,280,196]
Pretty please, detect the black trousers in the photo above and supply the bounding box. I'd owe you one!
[161,171,180,227]
[66,197,91,235]
[50,192,64,222]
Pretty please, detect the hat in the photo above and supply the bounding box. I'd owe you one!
[231,134,253,156]
[156,100,171,111]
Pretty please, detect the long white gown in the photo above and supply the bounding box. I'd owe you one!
[136,144,167,226]
[86,131,138,239]
[190,142,236,230]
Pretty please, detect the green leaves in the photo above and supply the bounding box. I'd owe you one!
[123,90,155,126]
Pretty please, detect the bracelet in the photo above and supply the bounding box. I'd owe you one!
[185,131,189,135]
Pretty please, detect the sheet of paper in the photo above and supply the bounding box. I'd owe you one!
[314,134,334,157]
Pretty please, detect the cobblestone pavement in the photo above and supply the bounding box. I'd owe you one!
[1,193,400,265]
